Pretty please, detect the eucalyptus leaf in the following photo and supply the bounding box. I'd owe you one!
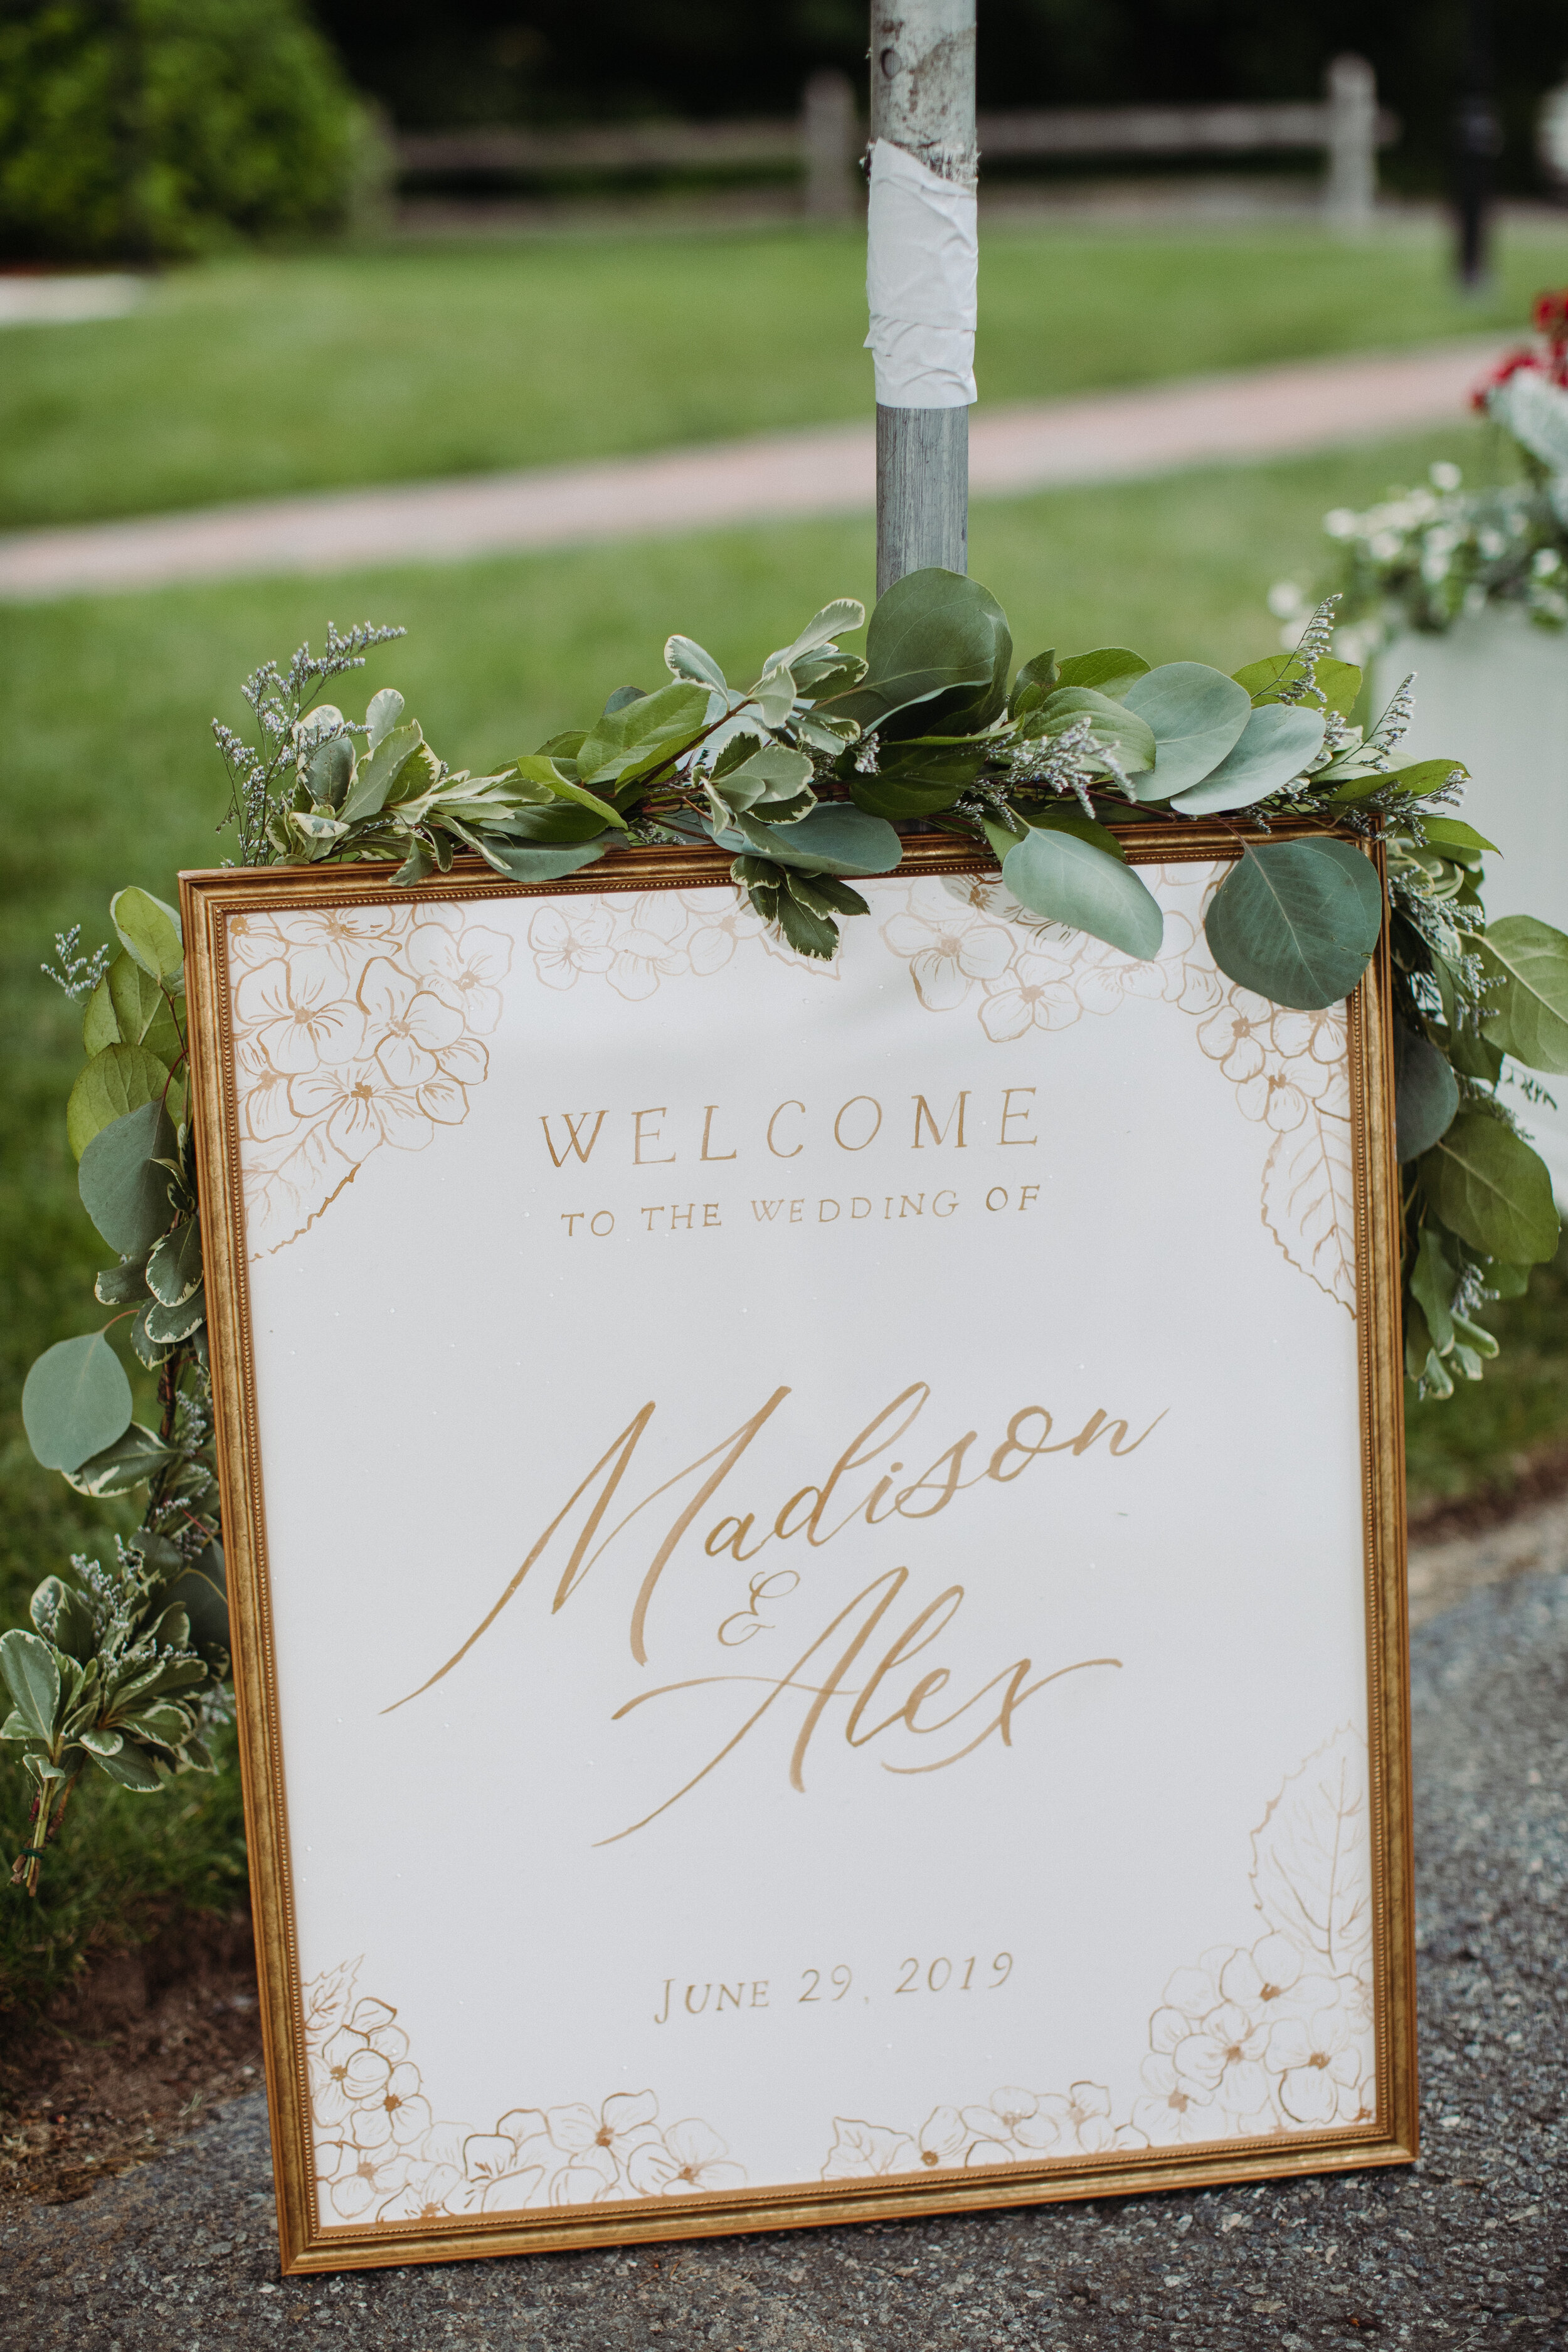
[1480,915,1568,1074]
[110,887,184,988]
[833,569,1009,738]
[1419,1113,1560,1264]
[1122,662,1252,799]
[1055,649,1150,698]
[1204,838,1383,1010]
[1024,686,1157,775]
[1170,703,1326,813]
[78,1099,177,1256]
[1392,1021,1460,1160]
[1001,826,1163,959]
[63,1421,177,1499]
[66,1043,172,1162]
[1008,648,1059,715]
[22,1333,132,1472]
[83,953,183,1067]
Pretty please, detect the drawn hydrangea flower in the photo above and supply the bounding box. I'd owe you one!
[881,898,1014,1010]
[233,953,367,1075]
[1267,2008,1369,2127]
[1129,2053,1221,2146]
[979,949,1082,1040]
[527,900,615,990]
[627,2119,745,2195]
[405,911,511,1034]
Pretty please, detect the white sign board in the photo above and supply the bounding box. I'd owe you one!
[184,834,1415,2274]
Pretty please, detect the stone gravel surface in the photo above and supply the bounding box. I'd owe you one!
[1,1569,1562,2351]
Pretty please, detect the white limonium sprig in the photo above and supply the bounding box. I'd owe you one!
[41,924,110,1002]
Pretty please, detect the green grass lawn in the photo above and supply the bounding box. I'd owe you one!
[3,216,1567,530]
[1,420,1562,2005]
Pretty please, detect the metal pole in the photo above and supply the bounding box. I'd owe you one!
[870,1,976,595]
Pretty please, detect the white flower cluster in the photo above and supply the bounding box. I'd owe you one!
[1271,458,1568,665]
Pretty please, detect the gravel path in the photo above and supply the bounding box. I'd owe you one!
[1,1567,1561,2351]
[0,337,1508,601]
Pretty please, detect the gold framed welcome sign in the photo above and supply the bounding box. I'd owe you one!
[181,825,1416,2275]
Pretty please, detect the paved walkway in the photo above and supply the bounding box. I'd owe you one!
[1,1540,1561,2350]
[0,336,1510,601]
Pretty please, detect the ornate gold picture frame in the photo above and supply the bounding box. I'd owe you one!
[182,827,1416,2276]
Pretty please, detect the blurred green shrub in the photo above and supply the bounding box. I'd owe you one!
[0,0,387,263]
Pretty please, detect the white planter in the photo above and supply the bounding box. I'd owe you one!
[1375,612,1568,1199]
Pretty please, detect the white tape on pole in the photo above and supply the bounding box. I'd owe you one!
[864,139,977,410]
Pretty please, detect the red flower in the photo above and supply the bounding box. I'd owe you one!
[1471,348,1541,411]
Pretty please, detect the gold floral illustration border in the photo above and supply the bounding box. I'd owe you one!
[302,1727,1374,2229]
[179,827,1416,2274]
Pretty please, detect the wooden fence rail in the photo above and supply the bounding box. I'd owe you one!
[395,56,1397,230]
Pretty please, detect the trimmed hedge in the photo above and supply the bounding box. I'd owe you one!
[0,0,382,263]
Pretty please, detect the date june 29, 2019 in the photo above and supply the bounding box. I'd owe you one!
[653,1953,1015,2025]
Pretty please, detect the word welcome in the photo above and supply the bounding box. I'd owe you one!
[538,1089,1040,1170]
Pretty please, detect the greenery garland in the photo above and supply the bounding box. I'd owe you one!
[8,569,1566,1893]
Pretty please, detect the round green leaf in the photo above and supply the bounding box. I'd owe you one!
[834,569,1011,738]
[475,839,609,882]
[22,1333,133,1473]
[110,886,184,987]
[78,1099,178,1256]
[1479,915,1568,1074]
[1170,704,1327,813]
[1391,1021,1459,1162]
[1122,662,1252,798]
[1419,1112,1560,1265]
[66,1042,172,1162]
[1002,825,1164,960]
[1204,838,1383,1010]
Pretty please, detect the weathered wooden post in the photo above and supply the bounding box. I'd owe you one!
[1324,54,1377,235]
[867,1,977,595]
[802,69,857,218]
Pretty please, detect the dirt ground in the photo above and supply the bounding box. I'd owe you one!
[0,1913,263,2210]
